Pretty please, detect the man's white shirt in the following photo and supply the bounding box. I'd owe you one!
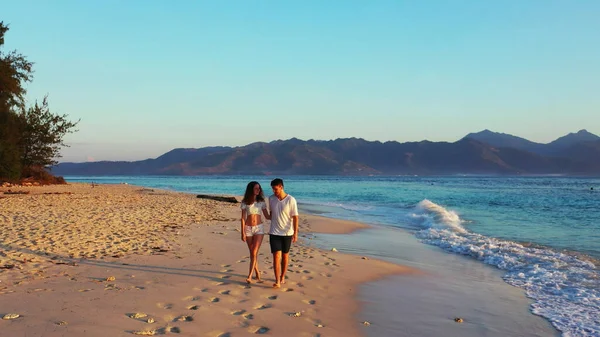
[268,194,299,236]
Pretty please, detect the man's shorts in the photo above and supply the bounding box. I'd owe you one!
[244,224,264,237]
[269,235,293,254]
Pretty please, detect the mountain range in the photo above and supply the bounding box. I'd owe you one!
[52,130,600,176]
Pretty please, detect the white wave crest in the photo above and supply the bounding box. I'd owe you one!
[411,199,467,234]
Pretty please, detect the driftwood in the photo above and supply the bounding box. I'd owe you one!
[196,194,238,203]
[3,190,30,195]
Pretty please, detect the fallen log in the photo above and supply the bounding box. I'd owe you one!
[196,194,239,203]
[4,190,30,195]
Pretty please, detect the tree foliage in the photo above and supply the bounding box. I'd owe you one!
[0,21,78,182]
[19,96,79,167]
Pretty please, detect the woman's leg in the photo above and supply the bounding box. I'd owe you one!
[245,235,255,283]
[252,234,264,281]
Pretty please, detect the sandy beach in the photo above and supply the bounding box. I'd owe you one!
[0,183,413,336]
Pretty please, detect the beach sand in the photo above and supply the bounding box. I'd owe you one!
[0,183,412,336]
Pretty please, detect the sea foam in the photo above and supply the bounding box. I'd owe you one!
[411,199,600,337]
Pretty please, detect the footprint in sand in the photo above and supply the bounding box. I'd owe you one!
[221,264,231,268]
[217,333,232,337]
[237,260,247,263]
[304,299,317,305]
[249,326,270,334]
[219,290,231,295]
[282,288,294,292]
[182,296,201,301]
[214,282,230,286]
[302,276,314,281]
[209,297,220,303]
[170,327,181,333]
[268,295,278,300]
[187,305,200,310]
[231,310,246,316]
[220,275,231,279]
[244,313,254,320]
[302,270,311,274]
[319,273,332,278]
[255,303,272,310]
[175,315,193,322]
[220,269,234,273]
[157,303,173,309]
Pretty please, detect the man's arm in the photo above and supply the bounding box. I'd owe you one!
[292,216,299,242]
[291,197,299,242]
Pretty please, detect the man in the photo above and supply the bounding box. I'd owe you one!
[268,178,299,288]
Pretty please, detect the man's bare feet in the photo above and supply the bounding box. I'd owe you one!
[246,277,252,284]
[272,283,281,288]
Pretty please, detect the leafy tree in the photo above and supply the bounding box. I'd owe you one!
[0,22,33,110]
[18,96,79,168]
[0,112,22,180]
[0,21,78,181]
[0,21,32,180]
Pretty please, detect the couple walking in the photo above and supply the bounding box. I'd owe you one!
[240,178,298,288]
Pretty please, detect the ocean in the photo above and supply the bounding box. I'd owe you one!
[65,175,600,336]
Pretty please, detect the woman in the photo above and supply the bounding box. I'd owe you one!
[240,181,270,284]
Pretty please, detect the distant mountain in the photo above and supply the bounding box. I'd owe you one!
[464,129,600,156]
[547,130,600,152]
[554,140,600,167]
[52,131,600,176]
[54,147,231,175]
[463,130,545,154]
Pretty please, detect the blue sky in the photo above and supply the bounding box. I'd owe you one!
[3,1,599,162]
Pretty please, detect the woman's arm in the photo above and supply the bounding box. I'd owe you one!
[240,209,247,241]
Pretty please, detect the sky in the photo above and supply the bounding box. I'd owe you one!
[2,1,599,162]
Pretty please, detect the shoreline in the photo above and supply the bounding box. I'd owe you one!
[307,225,560,337]
[0,182,414,336]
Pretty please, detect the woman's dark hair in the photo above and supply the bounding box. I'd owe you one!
[242,181,265,205]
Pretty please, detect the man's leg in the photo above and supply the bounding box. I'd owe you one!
[280,252,289,284]
[279,235,293,284]
[272,251,282,288]
[270,235,283,288]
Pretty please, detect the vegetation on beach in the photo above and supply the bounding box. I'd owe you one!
[0,21,78,183]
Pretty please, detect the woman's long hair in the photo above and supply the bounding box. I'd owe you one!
[242,181,265,205]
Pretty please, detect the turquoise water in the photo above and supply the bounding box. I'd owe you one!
[66,175,600,336]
